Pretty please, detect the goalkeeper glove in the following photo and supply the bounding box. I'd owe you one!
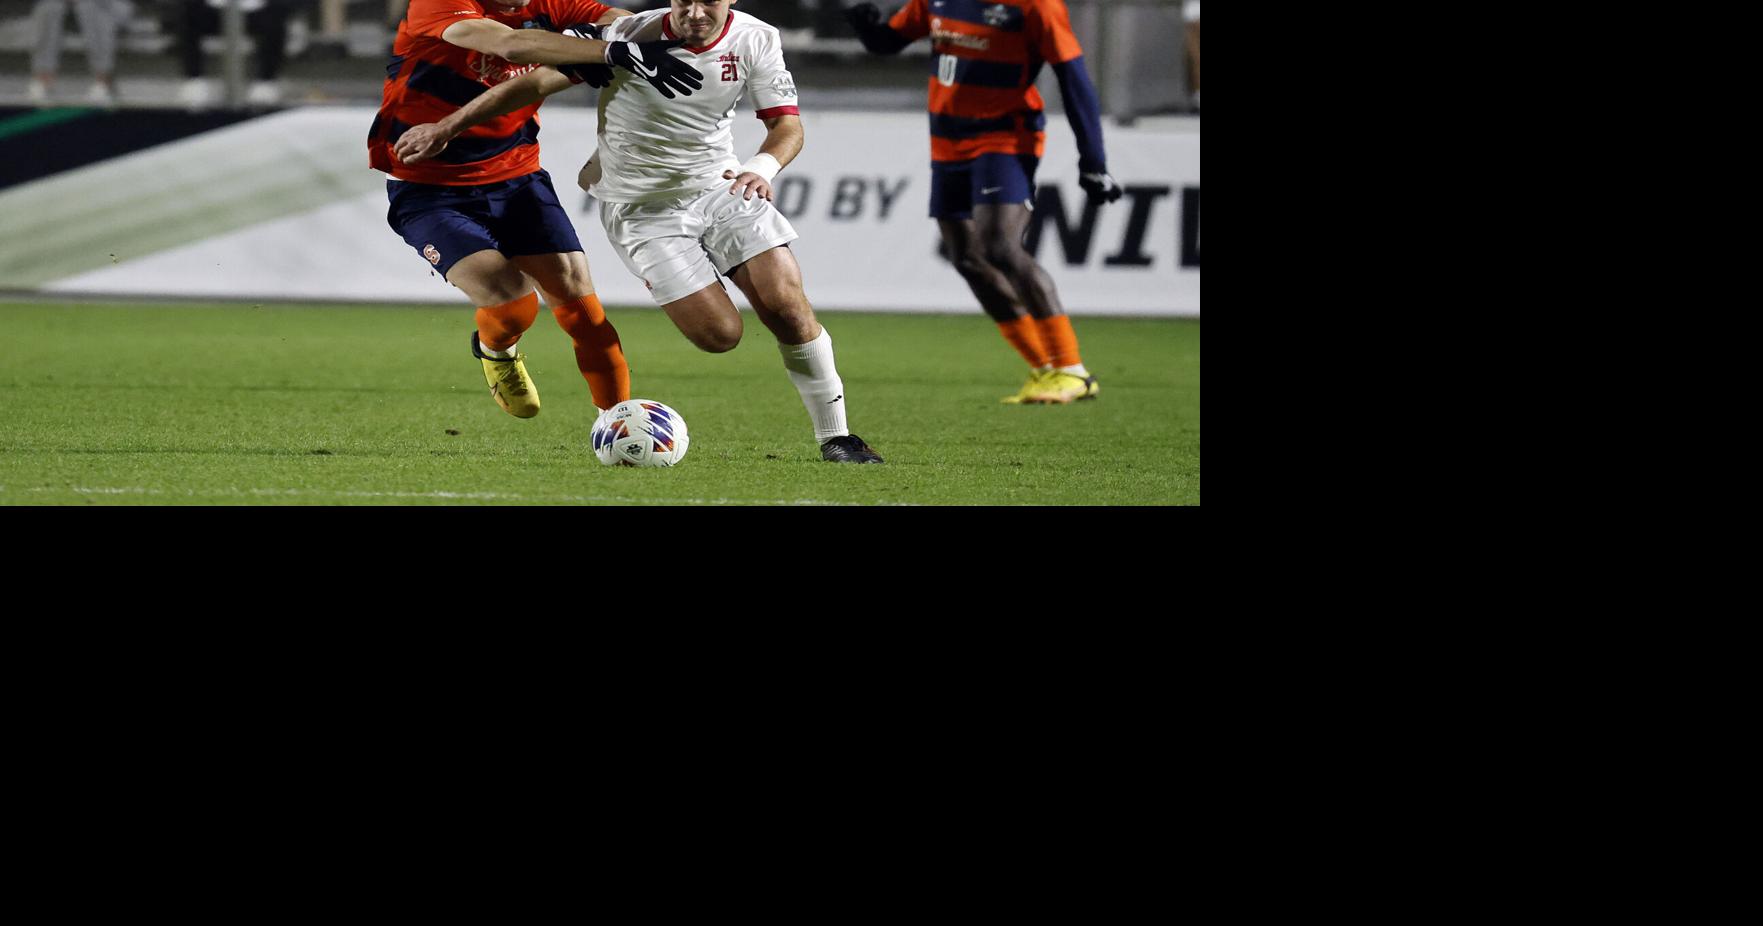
[606,39,704,99]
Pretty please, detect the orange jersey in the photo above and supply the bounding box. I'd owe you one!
[889,0,1084,162]
[369,0,612,185]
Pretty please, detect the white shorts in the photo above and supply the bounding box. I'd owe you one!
[600,185,799,305]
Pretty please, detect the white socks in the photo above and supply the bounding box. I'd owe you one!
[480,340,516,360]
[777,327,848,443]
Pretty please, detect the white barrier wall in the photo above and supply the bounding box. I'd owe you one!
[12,107,1197,315]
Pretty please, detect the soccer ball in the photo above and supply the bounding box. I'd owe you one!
[591,399,690,467]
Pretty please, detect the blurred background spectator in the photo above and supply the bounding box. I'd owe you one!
[26,0,123,105]
[173,0,295,107]
[1,1,1198,116]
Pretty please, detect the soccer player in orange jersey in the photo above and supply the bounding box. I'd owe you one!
[848,0,1122,404]
[371,0,700,421]
[395,0,884,464]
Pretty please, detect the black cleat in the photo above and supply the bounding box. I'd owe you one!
[821,434,884,464]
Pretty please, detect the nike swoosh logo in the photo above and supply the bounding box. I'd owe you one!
[827,395,843,404]
[981,186,1002,195]
[628,46,659,78]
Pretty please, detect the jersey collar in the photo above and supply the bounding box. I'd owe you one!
[663,11,735,53]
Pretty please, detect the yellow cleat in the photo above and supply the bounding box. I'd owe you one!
[1022,371,1100,405]
[1001,370,1053,404]
[471,332,541,418]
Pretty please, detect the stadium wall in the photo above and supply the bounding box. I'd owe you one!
[0,107,1198,315]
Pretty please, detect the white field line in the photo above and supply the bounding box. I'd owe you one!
[2,485,916,507]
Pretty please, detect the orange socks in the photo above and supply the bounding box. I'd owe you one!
[551,293,630,410]
[999,315,1085,370]
[475,292,539,351]
[996,317,1051,369]
[476,291,629,410]
[1034,315,1084,369]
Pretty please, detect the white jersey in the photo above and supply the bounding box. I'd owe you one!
[590,9,799,204]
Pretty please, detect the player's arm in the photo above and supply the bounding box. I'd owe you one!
[1051,57,1119,203]
[1033,1,1121,204]
[595,7,632,26]
[722,115,803,202]
[443,17,703,97]
[442,17,615,64]
[393,67,576,164]
[844,2,916,55]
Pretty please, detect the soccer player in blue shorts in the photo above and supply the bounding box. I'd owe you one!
[371,0,701,419]
[847,0,1123,404]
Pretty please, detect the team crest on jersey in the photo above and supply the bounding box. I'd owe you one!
[424,244,441,265]
[770,73,797,99]
[984,4,1010,27]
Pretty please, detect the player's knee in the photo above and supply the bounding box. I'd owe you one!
[455,265,529,306]
[548,270,594,302]
[690,317,743,353]
[695,333,741,354]
[484,283,530,306]
[952,252,994,281]
[982,237,1029,271]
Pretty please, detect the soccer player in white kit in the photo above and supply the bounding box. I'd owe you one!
[395,0,884,464]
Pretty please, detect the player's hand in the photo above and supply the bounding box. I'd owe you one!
[1079,170,1124,204]
[607,39,703,99]
[723,169,773,202]
[845,3,882,30]
[845,3,911,54]
[394,123,452,165]
[558,23,615,88]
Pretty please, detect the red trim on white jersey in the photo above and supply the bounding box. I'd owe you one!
[755,105,800,120]
[663,11,735,53]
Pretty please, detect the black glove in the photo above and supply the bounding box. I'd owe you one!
[1079,170,1124,204]
[846,3,911,55]
[606,39,704,99]
[557,24,615,88]
[845,3,882,29]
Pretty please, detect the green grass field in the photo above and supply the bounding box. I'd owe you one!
[0,302,1199,505]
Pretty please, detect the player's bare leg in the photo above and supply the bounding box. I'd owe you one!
[728,245,819,345]
[447,249,543,418]
[971,203,1096,404]
[972,203,1065,319]
[447,249,533,308]
[938,217,1028,323]
[727,245,881,463]
[658,284,744,354]
[513,252,630,411]
[512,250,596,303]
[941,216,1052,401]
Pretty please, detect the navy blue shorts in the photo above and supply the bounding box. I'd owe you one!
[386,169,583,278]
[929,153,1039,220]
